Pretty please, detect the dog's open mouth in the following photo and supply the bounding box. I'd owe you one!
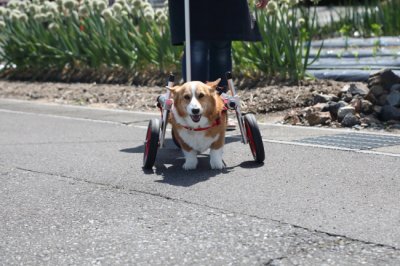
[190,114,202,123]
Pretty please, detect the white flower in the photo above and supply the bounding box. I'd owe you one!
[48,22,60,31]
[45,11,54,20]
[20,13,28,23]
[112,3,122,13]
[144,8,154,20]
[33,13,46,22]
[9,10,21,22]
[0,7,7,16]
[63,0,77,10]
[45,2,58,13]
[79,5,89,16]
[121,10,128,17]
[266,1,278,15]
[7,0,19,9]
[132,0,143,8]
[0,21,5,28]
[101,8,113,19]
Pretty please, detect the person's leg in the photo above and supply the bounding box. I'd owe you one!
[209,41,236,130]
[182,40,209,82]
[209,41,232,87]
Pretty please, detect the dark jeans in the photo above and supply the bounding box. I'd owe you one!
[182,40,232,87]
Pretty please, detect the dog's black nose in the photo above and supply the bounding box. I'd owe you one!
[191,108,200,115]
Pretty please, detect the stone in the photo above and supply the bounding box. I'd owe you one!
[284,110,301,125]
[329,101,348,121]
[313,102,330,112]
[341,113,360,127]
[390,84,400,93]
[341,92,353,103]
[364,91,377,104]
[373,105,382,114]
[377,93,388,106]
[314,93,339,104]
[341,83,369,96]
[360,100,374,115]
[379,105,400,121]
[368,85,385,98]
[337,106,356,122]
[350,97,362,113]
[360,114,381,126]
[305,111,331,126]
[368,68,400,90]
[386,91,400,107]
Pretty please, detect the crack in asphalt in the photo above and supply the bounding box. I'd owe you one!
[11,165,400,252]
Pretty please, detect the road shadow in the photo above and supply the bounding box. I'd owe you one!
[120,135,263,187]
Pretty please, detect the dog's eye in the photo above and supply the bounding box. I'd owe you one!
[184,95,191,100]
[198,93,204,99]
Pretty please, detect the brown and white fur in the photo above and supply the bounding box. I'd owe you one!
[169,79,227,170]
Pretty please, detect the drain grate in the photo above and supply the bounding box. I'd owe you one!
[296,133,400,150]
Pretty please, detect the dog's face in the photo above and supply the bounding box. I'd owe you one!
[171,79,220,128]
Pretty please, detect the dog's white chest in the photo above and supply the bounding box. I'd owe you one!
[178,130,218,153]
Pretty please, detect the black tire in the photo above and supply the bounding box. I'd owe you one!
[171,128,181,149]
[143,118,160,169]
[243,114,265,163]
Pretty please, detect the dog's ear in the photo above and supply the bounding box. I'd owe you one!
[206,78,221,91]
[168,85,180,94]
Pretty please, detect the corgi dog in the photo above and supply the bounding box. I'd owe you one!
[169,79,227,170]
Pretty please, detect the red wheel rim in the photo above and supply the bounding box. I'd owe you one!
[246,121,256,158]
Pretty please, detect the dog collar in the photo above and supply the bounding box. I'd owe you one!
[180,117,222,131]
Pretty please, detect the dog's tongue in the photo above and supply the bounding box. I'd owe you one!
[190,115,201,123]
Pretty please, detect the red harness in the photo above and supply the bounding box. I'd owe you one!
[180,117,222,131]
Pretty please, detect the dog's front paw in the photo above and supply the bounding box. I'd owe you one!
[210,148,224,170]
[182,150,198,170]
[210,158,224,170]
[182,159,198,170]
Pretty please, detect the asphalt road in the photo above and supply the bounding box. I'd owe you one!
[1,99,400,265]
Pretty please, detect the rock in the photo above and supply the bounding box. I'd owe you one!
[386,91,400,107]
[379,105,400,121]
[368,68,400,91]
[360,100,374,114]
[364,91,377,104]
[377,93,388,106]
[341,113,360,127]
[305,111,331,126]
[341,92,353,103]
[368,85,386,98]
[328,101,347,121]
[341,83,369,96]
[337,106,356,122]
[284,110,301,125]
[350,97,362,113]
[373,105,382,114]
[390,84,400,93]
[314,93,339,104]
[313,102,330,112]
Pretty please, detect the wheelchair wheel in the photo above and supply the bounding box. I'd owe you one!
[243,114,265,163]
[171,128,181,149]
[143,118,160,169]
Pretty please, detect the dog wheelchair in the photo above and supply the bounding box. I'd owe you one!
[142,72,265,169]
